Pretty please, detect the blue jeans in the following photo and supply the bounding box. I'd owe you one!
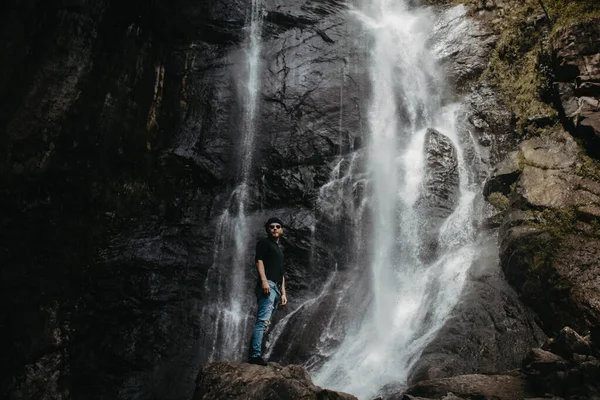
[248,280,281,359]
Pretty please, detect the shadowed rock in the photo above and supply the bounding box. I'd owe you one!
[193,361,357,400]
[523,327,600,399]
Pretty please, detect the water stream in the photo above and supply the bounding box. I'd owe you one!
[310,2,481,398]
[202,0,264,362]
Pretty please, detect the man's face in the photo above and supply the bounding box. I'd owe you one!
[267,223,283,239]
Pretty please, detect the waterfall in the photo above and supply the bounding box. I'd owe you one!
[312,1,481,398]
[202,0,264,362]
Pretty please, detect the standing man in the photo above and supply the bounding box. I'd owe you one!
[248,217,288,365]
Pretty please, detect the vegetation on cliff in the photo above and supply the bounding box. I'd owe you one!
[464,0,600,130]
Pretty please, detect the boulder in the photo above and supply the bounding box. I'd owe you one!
[403,373,530,400]
[522,348,569,376]
[544,327,593,358]
[415,128,460,260]
[419,128,460,219]
[522,327,600,399]
[193,361,357,400]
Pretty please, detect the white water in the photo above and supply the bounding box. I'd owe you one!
[203,0,264,362]
[313,2,480,398]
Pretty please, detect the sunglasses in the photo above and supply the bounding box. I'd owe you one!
[269,224,282,230]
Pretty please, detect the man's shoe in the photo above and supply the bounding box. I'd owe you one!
[249,356,267,366]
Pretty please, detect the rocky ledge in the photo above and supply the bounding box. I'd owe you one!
[395,326,600,400]
[193,361,357,400]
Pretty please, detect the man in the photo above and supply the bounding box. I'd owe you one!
[248,217,288,365]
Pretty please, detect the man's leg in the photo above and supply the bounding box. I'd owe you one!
[248,281,280,363]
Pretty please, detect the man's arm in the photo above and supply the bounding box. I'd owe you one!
[281,275,287,306]
[256,260,270,295]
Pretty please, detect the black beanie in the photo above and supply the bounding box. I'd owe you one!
[265,217,284,229]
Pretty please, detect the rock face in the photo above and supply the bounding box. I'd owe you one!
[495,129,600,333]
[429,4,498,92]
[552,20,600,158]
[193,361,356,400]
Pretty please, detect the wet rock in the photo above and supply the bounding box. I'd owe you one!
[414,128,459,260]
[420,128,460,218]
[5,351,68,400]
[409,231,545,384]
[193,361,357,400]
[461,81,516,168]
[431,5,498,91]
[501,226,600,334]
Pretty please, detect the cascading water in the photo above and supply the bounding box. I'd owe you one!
[311,1,482,398]
[202,0,264,362]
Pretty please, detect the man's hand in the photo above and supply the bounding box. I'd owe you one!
[280,293,287,306]
[261,280,270,295]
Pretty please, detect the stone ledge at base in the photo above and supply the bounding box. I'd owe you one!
[193,361,357,400]
[400,373,530,400]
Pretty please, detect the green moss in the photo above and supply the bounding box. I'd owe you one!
[450,0,600,138]
[479,0,600,131]
[547,0,600,32]
[517,151,526,170]
[575,152,600,181]
[535,207,578,233]
[588,219,600,238]
[488,191,510,211]
[483,0,558,128]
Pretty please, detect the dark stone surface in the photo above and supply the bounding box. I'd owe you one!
[193,361,357,400]
[497,130,600,335]
[523,327,600,400]
[419,129,460,219]
[408,231,546,384]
